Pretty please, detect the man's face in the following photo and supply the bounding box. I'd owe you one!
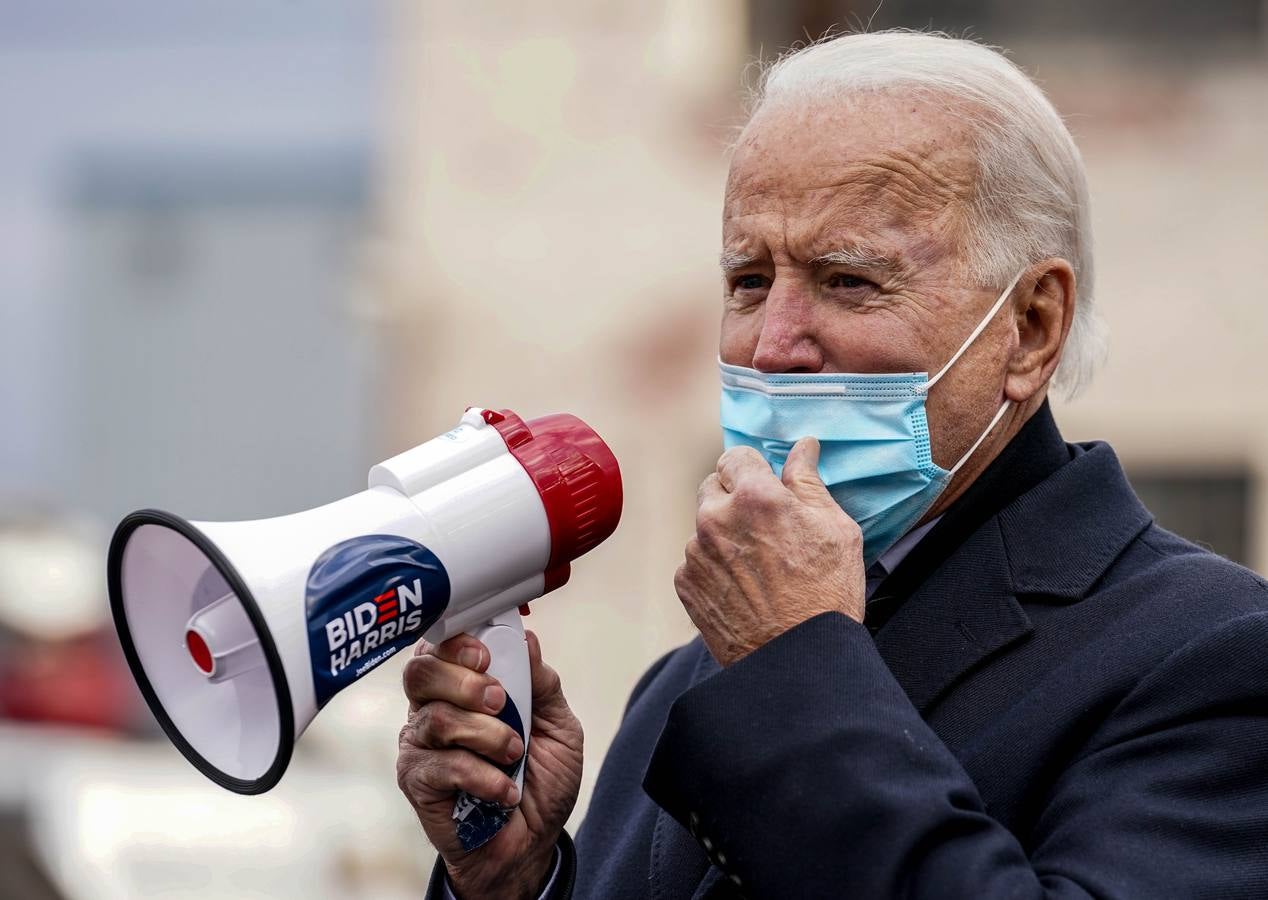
[719,91,1017,471]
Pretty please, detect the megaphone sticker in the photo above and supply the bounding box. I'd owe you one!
[304,535,450,707]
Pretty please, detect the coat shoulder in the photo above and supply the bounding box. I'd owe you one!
[1115,522,1268,622]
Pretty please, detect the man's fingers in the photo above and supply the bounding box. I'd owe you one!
[716,445,773,492]
[402,653,507,715]
[781,436,832,506]
[401,701,524,764]
[398,746,521,808]
[422,634,490,672]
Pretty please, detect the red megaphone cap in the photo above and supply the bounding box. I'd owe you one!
[478,409,623,593]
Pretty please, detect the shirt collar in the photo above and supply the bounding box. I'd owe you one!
[878,516,941,576]
[866,516,941,601]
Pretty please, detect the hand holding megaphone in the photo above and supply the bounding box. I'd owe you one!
[108,407,621,852]
[399,626,583,896]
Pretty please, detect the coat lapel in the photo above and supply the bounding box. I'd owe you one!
[872,517,1032,712]
[997,442,1152,601]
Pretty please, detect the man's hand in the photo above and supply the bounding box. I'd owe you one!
[396,630,583,900]
[675,437,867,666]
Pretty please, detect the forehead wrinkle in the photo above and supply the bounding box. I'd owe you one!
[861,148,975,208]
[805,165,971,277]
[804,166,971,227]
[725,166,972,268]
[733,125,973,188]
[724,127,977,279]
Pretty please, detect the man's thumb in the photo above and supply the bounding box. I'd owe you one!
[525,629,566,707]
[782,437,832,505]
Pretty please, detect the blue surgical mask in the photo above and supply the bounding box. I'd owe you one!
[719,271,1023,567]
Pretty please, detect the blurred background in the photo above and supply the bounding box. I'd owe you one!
[1,0,1265,896]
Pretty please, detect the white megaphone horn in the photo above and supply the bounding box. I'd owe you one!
[107,407,622,851]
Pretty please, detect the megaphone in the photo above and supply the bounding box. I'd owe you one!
[107,407,621,850]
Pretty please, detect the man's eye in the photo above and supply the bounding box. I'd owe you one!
[735,274,769,291]
[827,273,873,290]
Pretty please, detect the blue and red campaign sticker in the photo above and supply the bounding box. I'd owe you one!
[305,534,450,707]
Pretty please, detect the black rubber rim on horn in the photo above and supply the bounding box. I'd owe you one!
[107,508,295,794]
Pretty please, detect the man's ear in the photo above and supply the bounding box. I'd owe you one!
[1004,258,1077,404]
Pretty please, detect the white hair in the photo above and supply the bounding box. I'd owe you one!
[744,30,1106,398]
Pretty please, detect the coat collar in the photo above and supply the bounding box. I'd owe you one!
[997,442,1152,599]
[868,406,1153,712]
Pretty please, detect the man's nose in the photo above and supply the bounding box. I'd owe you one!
[751,289,823,374]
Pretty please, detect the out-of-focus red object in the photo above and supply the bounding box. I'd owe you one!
[0,629,140,731]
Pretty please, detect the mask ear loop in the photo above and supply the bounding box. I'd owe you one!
[918,268,1027,393]
[916,269,1026,476]
[948,400,1011,476]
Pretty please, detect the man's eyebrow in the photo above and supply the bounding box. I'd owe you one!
[809,245,896,271]
[720,245,899,273]
[719,250,758,272]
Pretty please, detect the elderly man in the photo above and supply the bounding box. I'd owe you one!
[398,31,1268,899]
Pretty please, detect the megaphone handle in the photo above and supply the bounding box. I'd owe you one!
[450,607,531,852]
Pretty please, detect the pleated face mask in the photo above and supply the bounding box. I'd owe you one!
[719,270,1023,567]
